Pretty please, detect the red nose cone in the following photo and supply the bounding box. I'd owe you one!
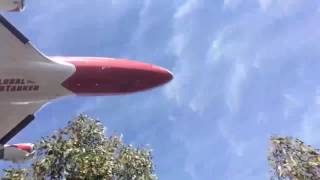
[58,57,173,95]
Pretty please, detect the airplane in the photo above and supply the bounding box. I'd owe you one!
[0,0,173,162]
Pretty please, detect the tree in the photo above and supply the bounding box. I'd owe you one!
[268,136,320,180]
[2,115,157,180]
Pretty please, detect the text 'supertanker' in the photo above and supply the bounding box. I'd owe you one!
[0,78,39,92]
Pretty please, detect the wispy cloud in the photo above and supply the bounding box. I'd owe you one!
[299,87,320,146]
[174,0,200,19]
[258,0,303,15]
[165,0,320,179]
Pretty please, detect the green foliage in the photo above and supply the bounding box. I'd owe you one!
[2,115,157,180]
[3,168,29,180]
[268,136,320,180]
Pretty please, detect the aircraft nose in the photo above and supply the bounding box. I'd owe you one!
[142,65,173,88]
[151,65,174,84]
[59,57,174,95]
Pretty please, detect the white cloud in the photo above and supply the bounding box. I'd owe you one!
[218,119,246,156]
[174,0,200,19]
[258,0,272,11]
[226,62,247,112]
[76,97,106,114]
[206,37,224,65]
[299,88,320,146]
[223,0,242,9]
[300,110,320,146]
[258,0,304,16]
[169,33,187,57]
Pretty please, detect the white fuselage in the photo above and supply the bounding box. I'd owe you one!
[0,58,75,103]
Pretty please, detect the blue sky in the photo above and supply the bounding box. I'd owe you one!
[2,0,320,179]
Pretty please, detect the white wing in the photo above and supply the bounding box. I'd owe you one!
[0,101,47,144]
[0,14,53,65]
[0,15,52,143]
